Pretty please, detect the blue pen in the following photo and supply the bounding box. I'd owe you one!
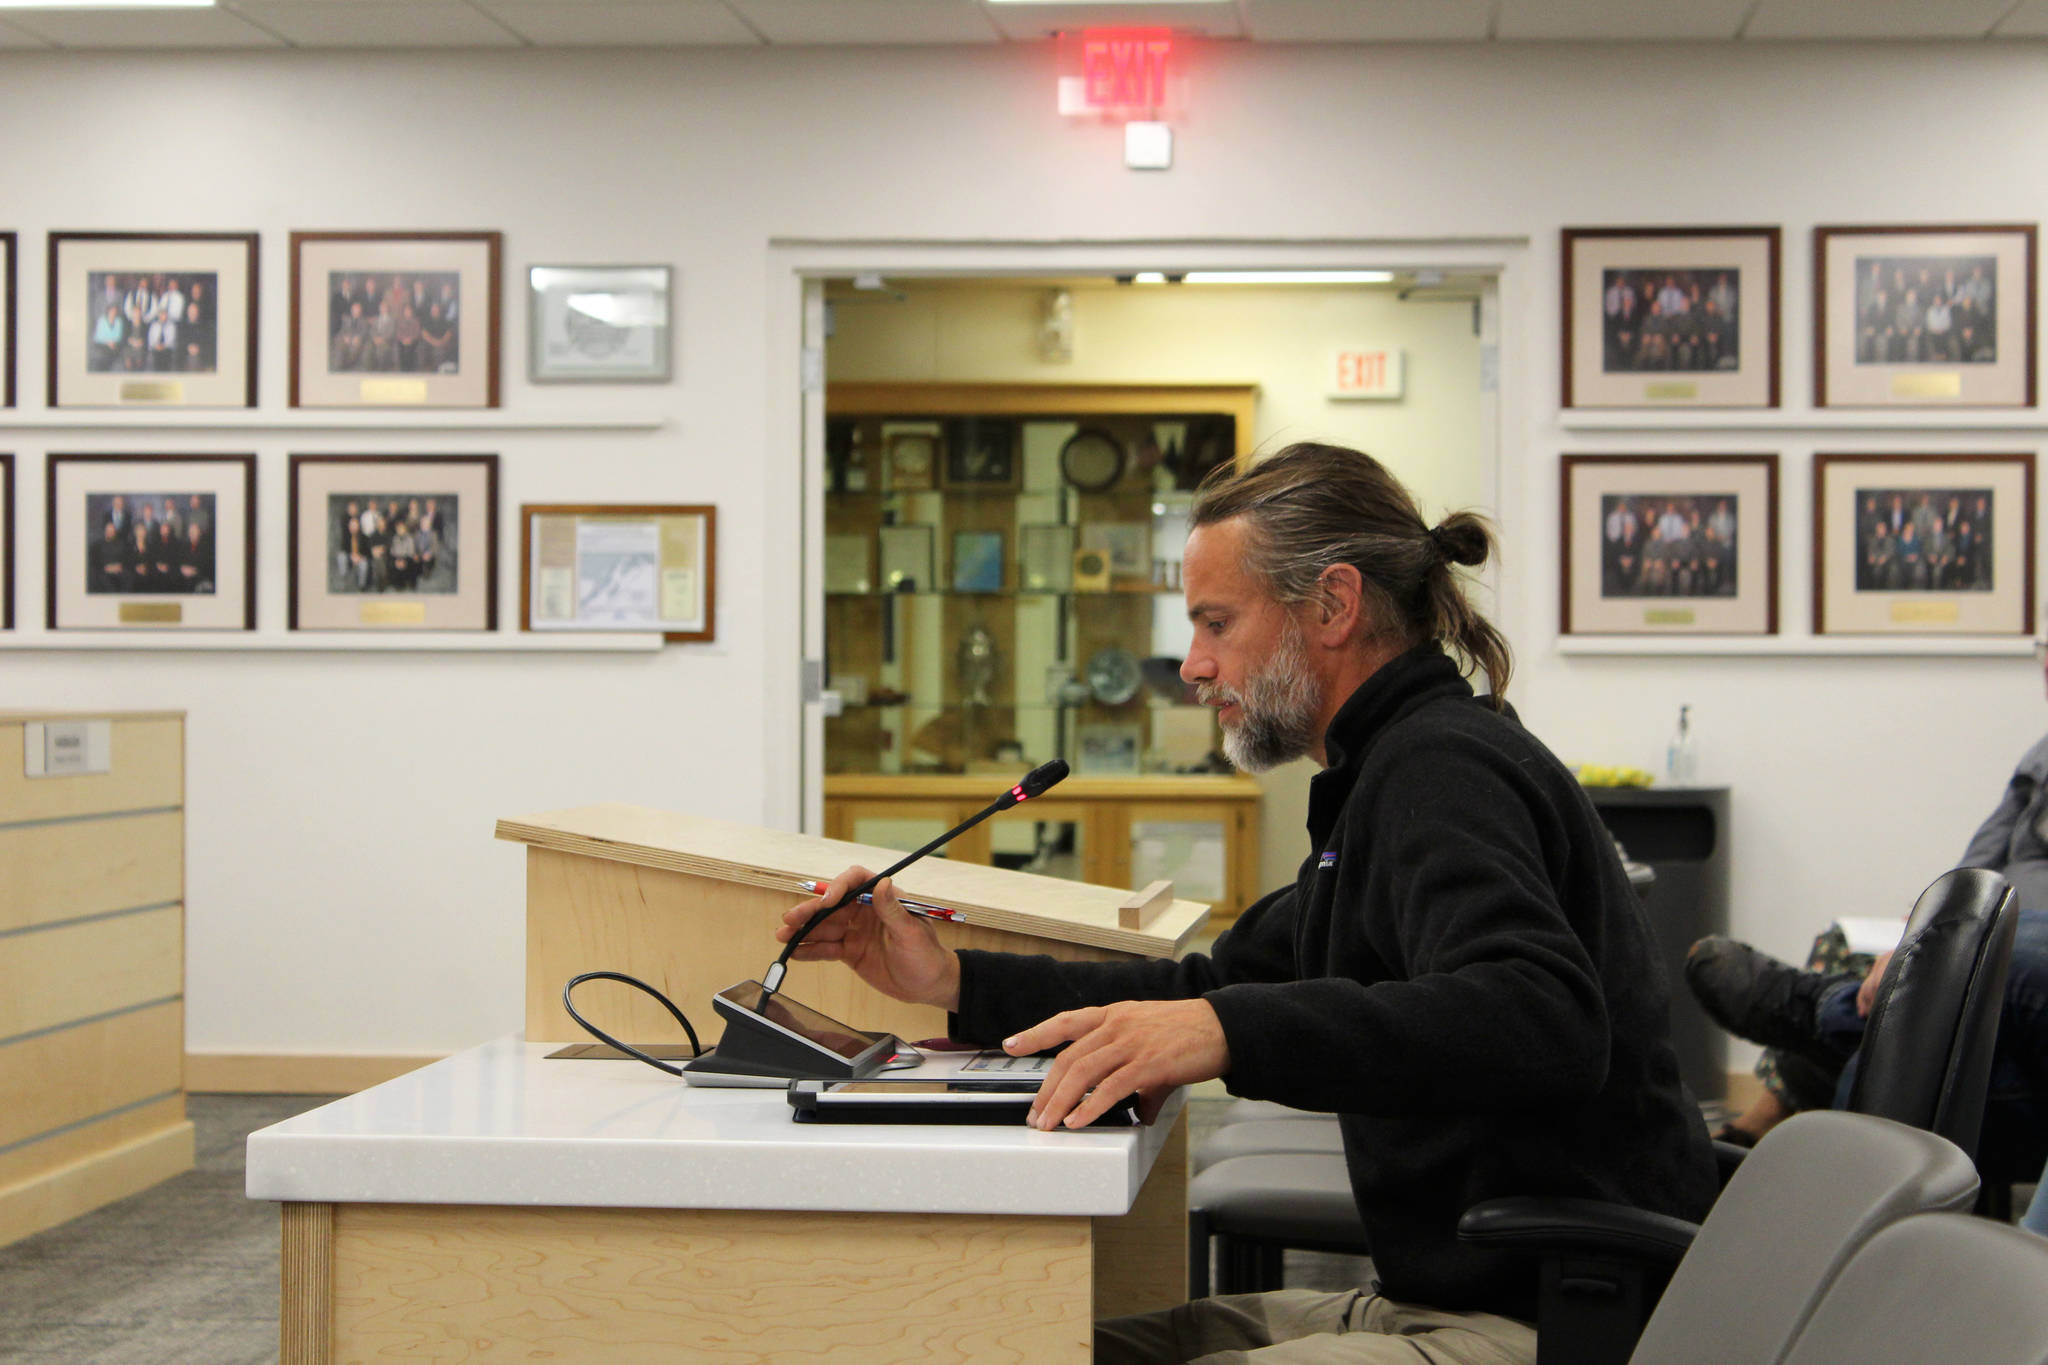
[799,878,966,924]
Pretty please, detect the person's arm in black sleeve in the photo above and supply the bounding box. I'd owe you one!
[950,881,1303,1045]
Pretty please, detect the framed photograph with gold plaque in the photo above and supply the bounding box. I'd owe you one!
[289,454,497,631]
[1,232,15,408]
[1815,225,2036,409]
[0,454,12,628]
[1813,453,2034,636]
[47,453,256,631]
[48,232,258,409]
[521,504,715,643]
[290,231,501,409]
[1562,227,1780,410]
[1561,454,1778,637]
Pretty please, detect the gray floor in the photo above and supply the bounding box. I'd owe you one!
[0,1094,1353,1363]
[0,1094,338,1365]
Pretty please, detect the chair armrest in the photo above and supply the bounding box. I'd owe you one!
[1713,1139,1750,1185]
[1456,1196,1700,1269]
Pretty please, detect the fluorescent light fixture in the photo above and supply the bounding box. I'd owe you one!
[0,0,215,7]
[1132,271,1168,285]
[1180,271,1397,285]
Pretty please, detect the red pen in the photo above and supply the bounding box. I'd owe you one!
[799,878,966,924]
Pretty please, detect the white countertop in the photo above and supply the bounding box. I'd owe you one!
[246,1035,1183,1218]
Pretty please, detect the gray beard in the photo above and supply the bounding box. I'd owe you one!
[1204,624,1323,774]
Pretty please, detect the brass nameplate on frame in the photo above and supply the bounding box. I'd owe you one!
[1890,600,1962,625]
[1891,373,1962,399]
[359,378,430,404]
[119,602,183,624]
[119,381,184,403]
[1643,382,1699,401]
[1643,608,1696,626]
[360,601,428,625]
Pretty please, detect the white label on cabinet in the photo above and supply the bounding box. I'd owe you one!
[24,720,113,778]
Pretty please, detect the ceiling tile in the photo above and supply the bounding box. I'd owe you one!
[484,0,760,43]
[1241,0,1491,42]
[723,0,1000,44]
[224,0,521,46]
[1495,0,1751,40]
[0,16,53,44]
[1,6,283,46]
[1993,0,2048,33]
[1745,0,2011,38]
[980,1,1240,42]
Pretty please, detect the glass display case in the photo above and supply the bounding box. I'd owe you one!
[820,382,1265,918]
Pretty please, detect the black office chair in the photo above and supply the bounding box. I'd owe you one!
[1457,866,2018,1365]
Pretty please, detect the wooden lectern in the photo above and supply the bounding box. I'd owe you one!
[494,801,1211,1321]
[496,802,1211,1047]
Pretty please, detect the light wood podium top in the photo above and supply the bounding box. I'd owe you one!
[496,802,1209,959]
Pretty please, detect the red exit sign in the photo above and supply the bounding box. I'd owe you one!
[1081,27,1173,111]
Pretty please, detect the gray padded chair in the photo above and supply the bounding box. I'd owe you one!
[1765,1212,2048,1365]
[1619,1110,1978,1365]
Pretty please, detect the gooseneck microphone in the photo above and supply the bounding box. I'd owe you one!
[764,758,1070,994]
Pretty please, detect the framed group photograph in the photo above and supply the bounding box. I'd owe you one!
[0,455,11,628]
[527,265,672,383]
[1815,225,2037,408]
[289,454,497,631]
[1562,227,1781,409]
[521,504,715,642]
[1813,453,2034,635]
[47,453,256,631]
[1,233,14,408]
[1561,454,1779,636]
[291,231,501,409]
[47,232,258,409]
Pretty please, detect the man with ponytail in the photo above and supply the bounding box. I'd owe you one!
[785,443,1716,1364]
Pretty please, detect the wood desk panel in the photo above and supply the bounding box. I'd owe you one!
[311,1204,1091,1365]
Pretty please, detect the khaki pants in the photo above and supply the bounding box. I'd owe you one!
[1095,1289,1537,1365]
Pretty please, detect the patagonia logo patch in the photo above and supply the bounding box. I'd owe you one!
[1318,851,1338,870]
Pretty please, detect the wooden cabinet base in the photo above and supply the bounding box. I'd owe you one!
[280,1113,1189,1365]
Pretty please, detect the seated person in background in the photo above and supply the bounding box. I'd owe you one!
[782,443,1718,1365]
[1686,683,2048,1201]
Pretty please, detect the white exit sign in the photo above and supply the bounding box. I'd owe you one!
[1330,347,1405,400]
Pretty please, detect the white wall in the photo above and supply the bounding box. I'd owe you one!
[2,40,2042,1057]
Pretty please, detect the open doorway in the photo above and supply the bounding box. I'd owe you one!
[803,268,1496,916]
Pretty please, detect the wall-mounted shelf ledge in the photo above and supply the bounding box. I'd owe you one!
[0,411,666,434]
[1560,410,2048,435]
[0,632,665,653]
[1557,635,2031,659]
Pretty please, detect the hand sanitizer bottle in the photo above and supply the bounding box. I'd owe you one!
[1666,705,1699,784]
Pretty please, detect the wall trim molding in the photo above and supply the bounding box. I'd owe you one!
[0,1120,193,1250]
[186,1053,442,1095]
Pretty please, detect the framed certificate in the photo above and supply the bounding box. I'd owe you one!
[521,503,716,642]
[527,265,672,383]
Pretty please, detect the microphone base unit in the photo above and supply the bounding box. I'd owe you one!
[681,980,902,1086]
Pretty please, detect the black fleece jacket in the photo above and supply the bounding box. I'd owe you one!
[951,643,1717,1320]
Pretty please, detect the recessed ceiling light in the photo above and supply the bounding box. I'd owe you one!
[1180,271,1397,285]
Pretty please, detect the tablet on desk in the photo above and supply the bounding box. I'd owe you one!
[787,1077,1141,1127]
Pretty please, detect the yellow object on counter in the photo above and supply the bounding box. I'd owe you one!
[1574,764,1656,788]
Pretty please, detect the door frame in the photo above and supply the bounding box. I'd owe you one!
[763,237,1528,834]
